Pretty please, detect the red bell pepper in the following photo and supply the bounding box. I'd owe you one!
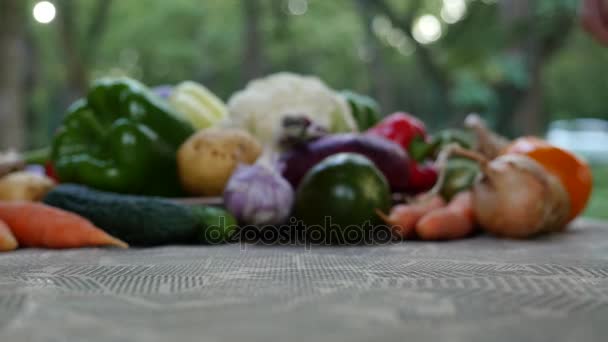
[405,162,438,194]
[367,112,437,194]
[366,112,427,151]
[45,161,59,183]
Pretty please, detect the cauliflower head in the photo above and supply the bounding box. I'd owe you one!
[226,72,356,147]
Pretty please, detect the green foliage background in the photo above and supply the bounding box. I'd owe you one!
[25,0,608,142]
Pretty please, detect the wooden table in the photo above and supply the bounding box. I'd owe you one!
[0,220,606,342]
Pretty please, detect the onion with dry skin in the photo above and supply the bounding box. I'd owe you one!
[470,153,571,238]
[428,143,571,238]
[465,113,592,224]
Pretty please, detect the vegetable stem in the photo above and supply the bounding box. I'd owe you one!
[464,113,510,159]
[422,144,487,201]
[449,146,489,165]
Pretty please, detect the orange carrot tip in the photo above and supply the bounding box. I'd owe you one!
[105,236,129,249]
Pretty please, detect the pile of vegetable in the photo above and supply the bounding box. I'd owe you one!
[0,72,594,252]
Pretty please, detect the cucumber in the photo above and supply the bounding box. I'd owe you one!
[191,206,238,244]
[43,184,236,246]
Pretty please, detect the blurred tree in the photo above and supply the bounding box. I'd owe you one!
[0,0,27,149]
[55,0,114,103]
[15,0,608,148]
[496,0,576,135]
[242,0,265,81]
[370,0,452,123]
[363,0,577,136]
[544,29,608,120]
[355,0,394,110]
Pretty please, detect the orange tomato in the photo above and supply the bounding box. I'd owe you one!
[502,137,593,223]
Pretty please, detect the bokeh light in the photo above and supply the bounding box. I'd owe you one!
[287,0,308,16]
[413,15,442,44]
[441,0,467,24]
[372,15,391,37]
[33,1,56,24]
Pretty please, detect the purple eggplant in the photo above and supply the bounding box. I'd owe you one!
[279,134,410,192]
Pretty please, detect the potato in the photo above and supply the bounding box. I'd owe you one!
[177,129,262,196]
[0,171,56,202]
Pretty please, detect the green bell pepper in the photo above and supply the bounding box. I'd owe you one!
[51,77,195,197]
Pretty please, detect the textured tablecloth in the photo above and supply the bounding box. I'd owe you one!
[1,220,607,342]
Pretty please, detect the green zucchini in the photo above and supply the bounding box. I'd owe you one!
[43,184,236,246]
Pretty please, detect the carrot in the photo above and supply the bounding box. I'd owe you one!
[415,191,475,241]
[376,195,446,239]
[0,202,128,249]
[0,219,18,252]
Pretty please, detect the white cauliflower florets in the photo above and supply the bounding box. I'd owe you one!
[226,72,356,147]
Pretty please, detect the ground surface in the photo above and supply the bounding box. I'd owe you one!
[0,220,607,342]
